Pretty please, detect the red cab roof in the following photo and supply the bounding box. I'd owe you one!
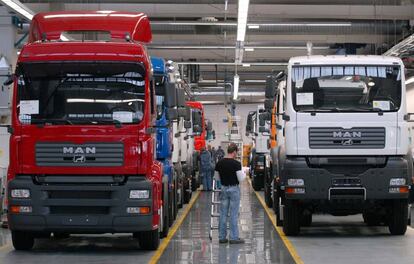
[29,11,152,43]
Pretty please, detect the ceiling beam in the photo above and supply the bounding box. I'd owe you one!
[25,3,414,20]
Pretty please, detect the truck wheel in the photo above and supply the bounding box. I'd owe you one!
[388,199,408,235]
[252,175,262,191]
[273,191,283,226]
[191,173,198,192]
[173,179,178,221]
[363,212,382,226]
[168,190,174,227]
[137,229,160,250]
[301,214,312,227]
[264,170,273,208]
[184,179,192,204]
[11,231,35,250]
[283,200,301,236]
[178,178,184,209]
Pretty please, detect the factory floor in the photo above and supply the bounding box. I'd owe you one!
[0,181,413,264]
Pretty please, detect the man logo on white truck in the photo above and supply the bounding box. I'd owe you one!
[333,131,362,138]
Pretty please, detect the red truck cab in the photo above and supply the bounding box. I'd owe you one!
[7,11,166,251]
[186,101,206,151]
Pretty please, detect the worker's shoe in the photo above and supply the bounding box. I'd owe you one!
[219,239,228,244]
[229,238,245,244]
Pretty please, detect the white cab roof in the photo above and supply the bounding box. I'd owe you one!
[289,55,403,66]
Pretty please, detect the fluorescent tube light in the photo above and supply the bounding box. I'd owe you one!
[244,48,254,51]
[242,64,251,67]
[0,0,34,21]
[248,24,260,29]
[233,75,240,100]
[236,0,250,42]
[406,77,414,85]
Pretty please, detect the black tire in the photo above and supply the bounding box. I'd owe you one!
[178,178,184,209]
[173,179,178,221]
[283,200,301,236]
[272,188,283,226]
[388,199,408,235]
[184,179,192,204]
[191,173,198,192]
[264,169,273,208]
[11,231,35,250]
[300,214,312,227]
[168,189,174,227]
[363,212,382,226]
[252,174,263,191]
[137,229,160,250]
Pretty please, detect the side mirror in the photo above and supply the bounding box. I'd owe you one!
[3,75,15,86]
[193,124,202,134]
[193,111,202,127]
[405,113,414,122]
[245,125,251,134]
[166,108,178,121]
[260,112,271,122]
[212,130,216,139]
[184,120,191,129]
[164,82,177,107]
[259,127,269,133]
[176,89,186,107]
[264,99,274,111]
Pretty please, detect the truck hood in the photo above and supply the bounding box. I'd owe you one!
[15,125,150,175]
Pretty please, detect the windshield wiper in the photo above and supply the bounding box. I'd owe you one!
[301,107,342,113]
[68,118,123,128]
[31,118,74,126]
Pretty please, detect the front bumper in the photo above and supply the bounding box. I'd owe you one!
[281,156,411,201]
[8,175,155,233]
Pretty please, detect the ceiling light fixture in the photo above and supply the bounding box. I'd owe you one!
[233,74,240,100]
[248,24,260,29]
[236,0,250,42]
[242,64,251,67]
[0,0,34,21]
[244,48,254,51]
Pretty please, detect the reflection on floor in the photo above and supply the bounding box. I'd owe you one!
[158,181,295,264]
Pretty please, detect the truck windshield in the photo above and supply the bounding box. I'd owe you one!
[291,65,401,112]
[17,62,146,125]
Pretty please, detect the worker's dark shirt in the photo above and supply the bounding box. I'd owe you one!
[215,158,242,186]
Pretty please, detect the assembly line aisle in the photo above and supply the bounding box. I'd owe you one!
[156,181,296,264]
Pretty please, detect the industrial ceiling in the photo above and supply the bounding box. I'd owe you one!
[2,0,414,103]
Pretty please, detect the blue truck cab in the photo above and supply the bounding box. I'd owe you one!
[151,57,177,226]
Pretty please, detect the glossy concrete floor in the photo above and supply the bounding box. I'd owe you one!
[157,181,295,264]
[258,192,414,264]
[0,181,295,264]
[1,182,414,264]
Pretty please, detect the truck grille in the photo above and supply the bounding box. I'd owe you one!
[309,127,385,149]
[36,142,124,167]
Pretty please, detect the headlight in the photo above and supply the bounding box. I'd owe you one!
[288,179,304,186]
[11,189,30,198]
[389,178,406,186]
[129,190,150,199]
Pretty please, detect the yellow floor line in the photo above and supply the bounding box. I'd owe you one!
[249,179,304,264]
[148,190,201,264]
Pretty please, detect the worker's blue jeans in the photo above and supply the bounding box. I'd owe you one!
[219,185,240,240]
[201,169,212,191]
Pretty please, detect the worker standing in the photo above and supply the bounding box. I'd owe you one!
[200,147,213,191]
[215,143,246,244]
[216,146,225,161]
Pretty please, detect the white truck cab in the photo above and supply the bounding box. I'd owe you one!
[270,55,412,236]
[246,105,271,191]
